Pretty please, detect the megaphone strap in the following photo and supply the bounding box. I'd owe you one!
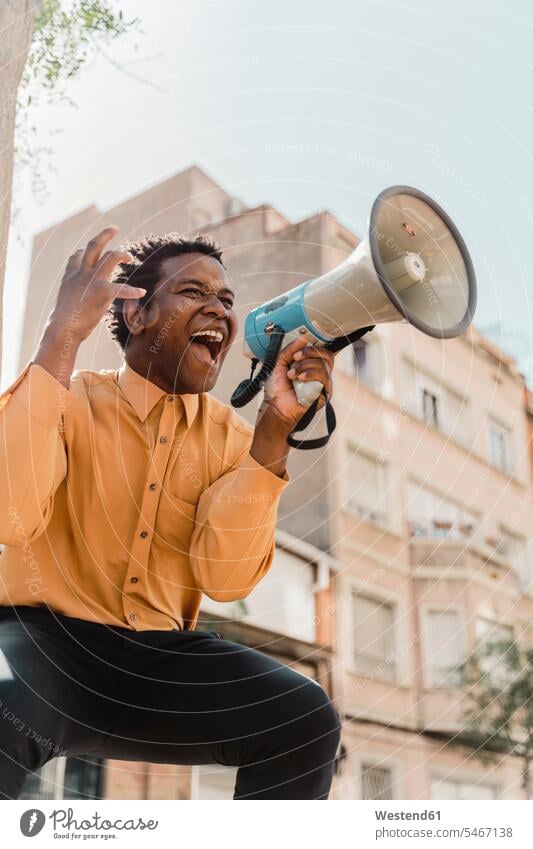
[284,325,374,450]
[286,389,337,450]
[324,324,375,353]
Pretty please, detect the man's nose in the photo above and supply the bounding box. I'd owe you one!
[201,294,229,318]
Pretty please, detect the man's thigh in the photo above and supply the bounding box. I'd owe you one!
[89,629,332,767]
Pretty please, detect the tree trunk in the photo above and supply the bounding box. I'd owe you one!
[522,754,531,799]
[0,0,36,379]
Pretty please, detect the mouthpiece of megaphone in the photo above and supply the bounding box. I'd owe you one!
[232,185,477,447]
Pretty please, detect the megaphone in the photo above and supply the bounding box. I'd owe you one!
[231,185,477,449]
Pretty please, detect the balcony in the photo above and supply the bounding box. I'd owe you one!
[409,538,519,589]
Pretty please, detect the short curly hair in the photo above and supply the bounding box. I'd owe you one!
[105,232,224,351]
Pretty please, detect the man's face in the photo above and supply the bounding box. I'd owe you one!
[139,252,238,394]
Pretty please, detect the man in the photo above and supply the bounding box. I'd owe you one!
[0,226,341,800]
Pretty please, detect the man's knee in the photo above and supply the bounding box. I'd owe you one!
[235,675,341,799]
[270,671,342,757]
[295,679,341,752]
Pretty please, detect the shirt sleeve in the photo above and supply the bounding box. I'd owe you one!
[189,443,291,602]
[0,362,73,546]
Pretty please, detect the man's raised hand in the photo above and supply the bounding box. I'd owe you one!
[49,226,146,343]
[33,226,146,388]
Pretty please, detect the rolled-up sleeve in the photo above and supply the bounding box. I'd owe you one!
[189,449,290,602]
[0,363,73,546]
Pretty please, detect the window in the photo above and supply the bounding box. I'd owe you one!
[352,338,368,370]
[476,617,514,646]
[62,758,104,799]
[406,480,478,540]
[344,446,388,526]
[402,361,469,446]
[352,594,396,682]
[431,776,499,800]
[20,759,66,800]
[496,530,530,590]
[475,617,514,683]
[191,764,236,800]
[338,336,380,390]
[19,757,104,800]
[422,388,440,428]
[361,763,393,800]
[425,610,464,687]
[200,548,317,642]
[444,388,470,446]
[352,338,376,387]
[402,361,442,426]
[488,419,513,474]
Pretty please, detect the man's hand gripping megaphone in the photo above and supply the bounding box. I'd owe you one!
[257,335,334,434]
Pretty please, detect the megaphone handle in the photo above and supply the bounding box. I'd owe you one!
[292,377,323,408]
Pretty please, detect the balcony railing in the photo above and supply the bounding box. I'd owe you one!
[409,538,520,588]
[408,520,476,541]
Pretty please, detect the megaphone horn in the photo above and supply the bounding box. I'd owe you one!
[231,185,477,450]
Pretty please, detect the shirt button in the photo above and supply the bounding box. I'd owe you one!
[160,435,168,444]
[129,612,136,623]
[149,483,157,491]
[130,576,139,584]
[166,395,175,403]
[140,530,149,539]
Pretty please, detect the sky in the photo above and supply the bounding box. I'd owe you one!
[4,0,533,388]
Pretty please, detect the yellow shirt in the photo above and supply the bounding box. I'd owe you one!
[0,360,290,631]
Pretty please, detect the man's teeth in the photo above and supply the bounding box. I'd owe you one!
[190,330,223,342]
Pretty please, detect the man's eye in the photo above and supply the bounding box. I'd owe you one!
[181,288,233,309]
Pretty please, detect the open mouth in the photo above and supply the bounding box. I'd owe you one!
[189,331,224,363]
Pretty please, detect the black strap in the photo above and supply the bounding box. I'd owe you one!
[285,325,375,450]
[287,388,336,450]
[324,324,375,353]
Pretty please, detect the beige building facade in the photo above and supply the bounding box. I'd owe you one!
[14,165,533,801]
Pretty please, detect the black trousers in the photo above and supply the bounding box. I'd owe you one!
[0,605,341,800]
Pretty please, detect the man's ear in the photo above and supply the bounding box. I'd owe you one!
[122,297,161,337]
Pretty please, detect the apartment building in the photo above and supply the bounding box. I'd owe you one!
[11,165,533,801]
[329,320,532,800]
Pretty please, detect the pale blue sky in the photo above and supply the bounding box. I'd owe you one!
[4,0,533,387]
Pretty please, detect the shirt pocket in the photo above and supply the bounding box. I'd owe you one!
[154,490,198,557]
[165,440,208,504]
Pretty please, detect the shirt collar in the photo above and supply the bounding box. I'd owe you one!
[117,359,198,428]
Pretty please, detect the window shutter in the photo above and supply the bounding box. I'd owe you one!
[353,595,396,680]
[426,610,462,686]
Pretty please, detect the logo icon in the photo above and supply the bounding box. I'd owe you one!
[20,809,46,837]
